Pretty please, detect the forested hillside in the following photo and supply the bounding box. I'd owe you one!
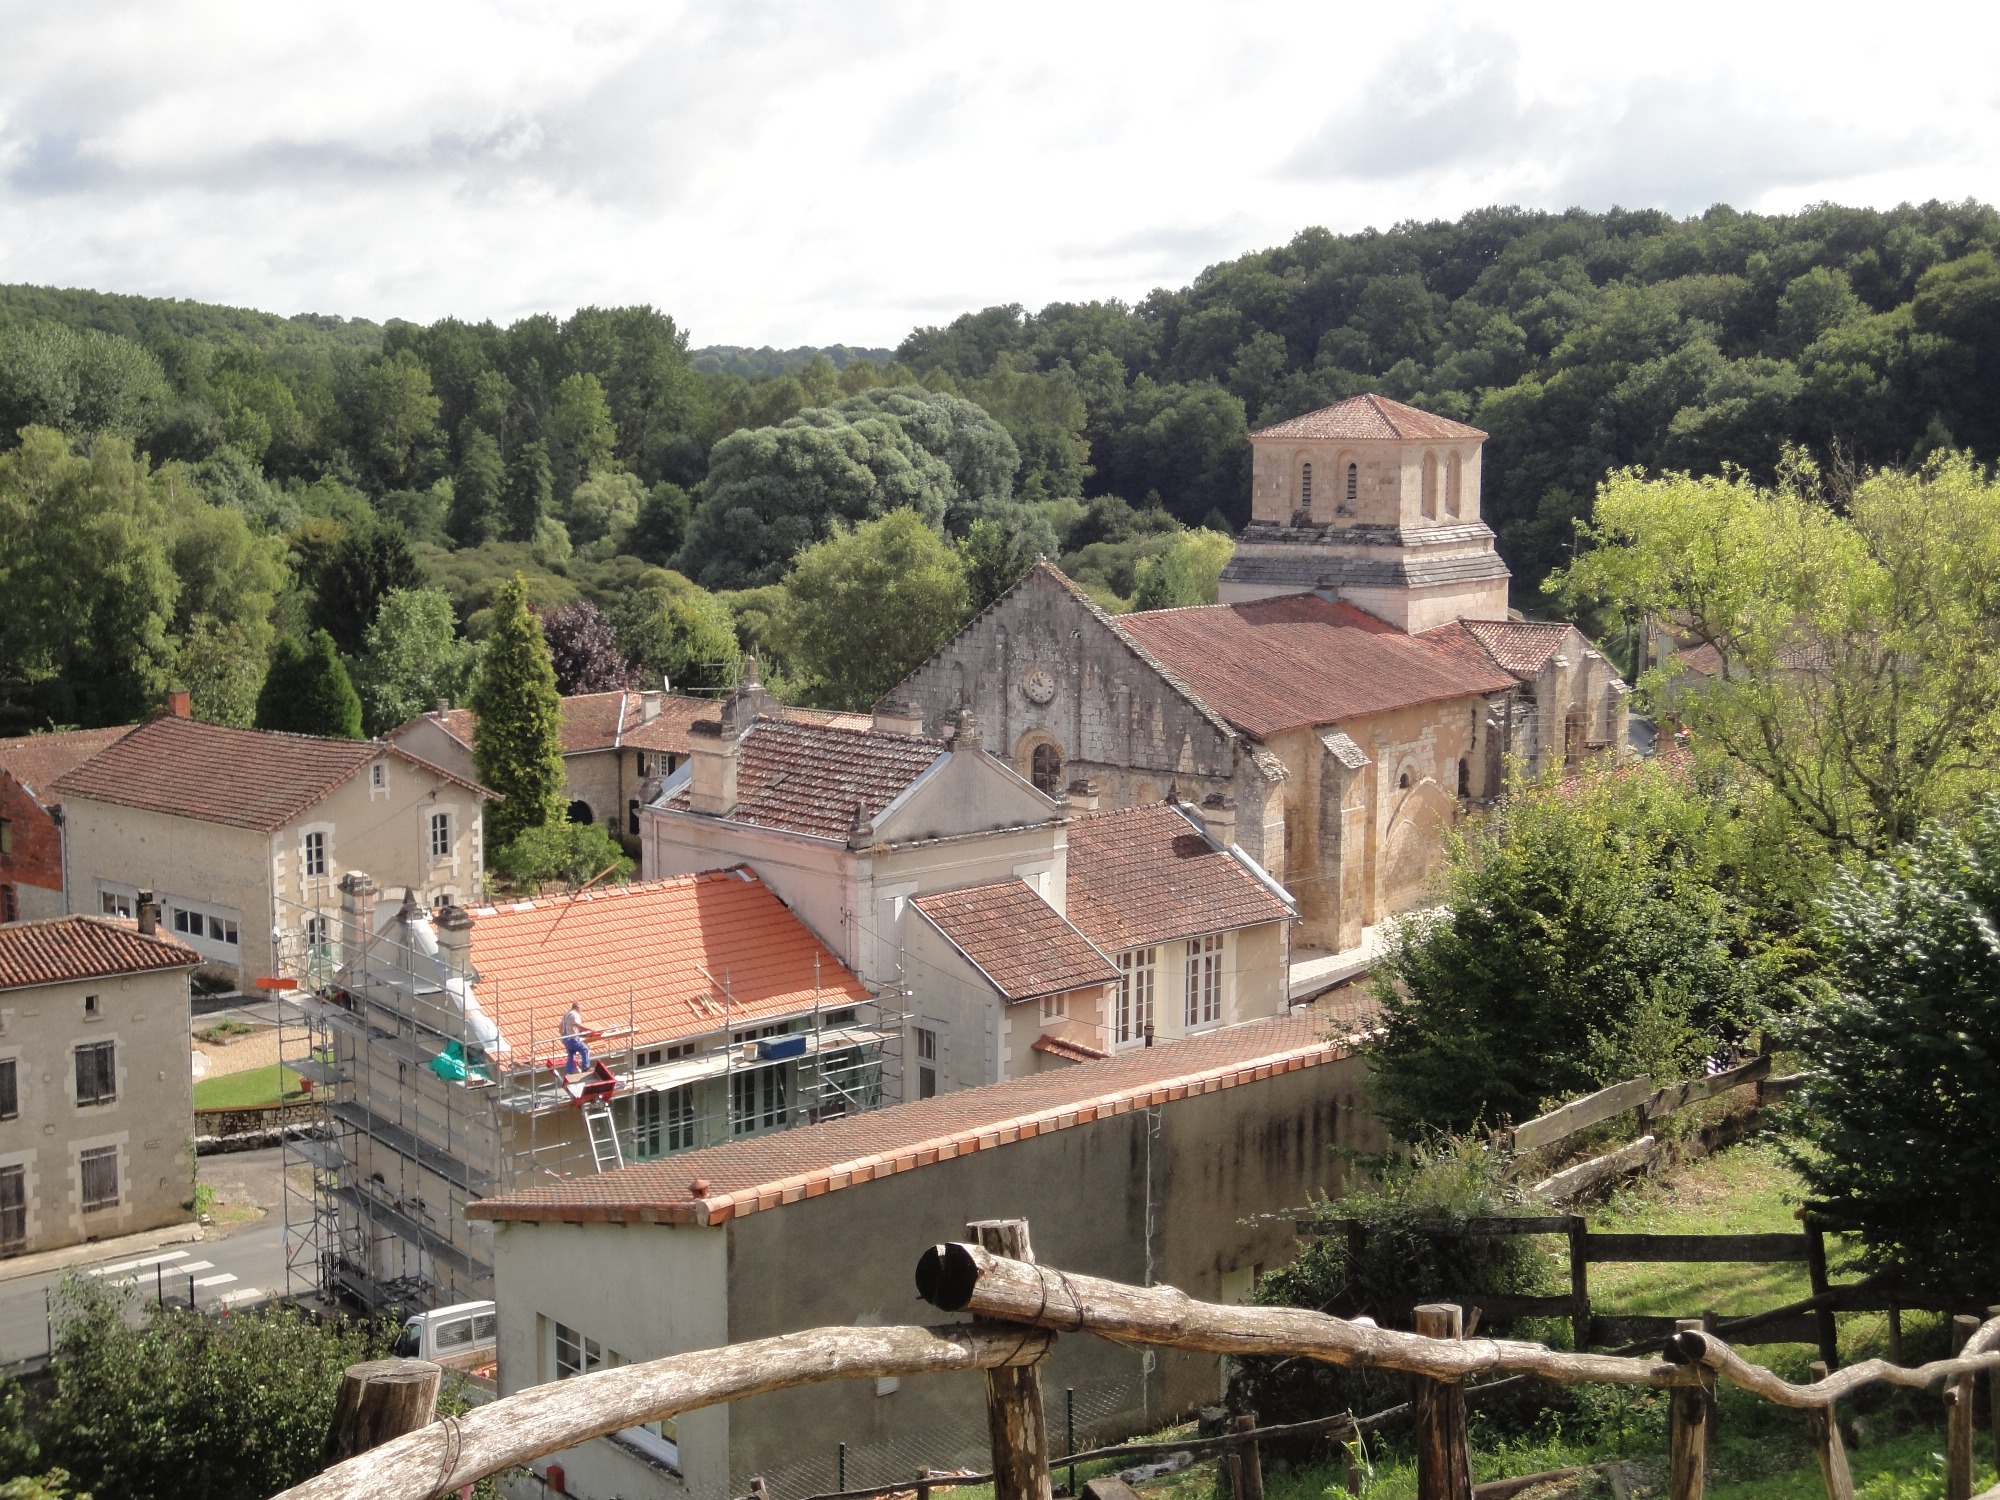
[3,200,1998,733]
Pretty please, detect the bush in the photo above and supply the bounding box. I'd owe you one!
[492,820,635,891]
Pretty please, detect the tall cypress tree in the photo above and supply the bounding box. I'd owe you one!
[501,439,553,542]
[471,573,566,851]
[253,631,363,739]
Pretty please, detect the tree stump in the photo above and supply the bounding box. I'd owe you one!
[321,1358,442,1466]
[1411,1304,1473,1500]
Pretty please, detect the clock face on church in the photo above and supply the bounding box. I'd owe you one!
[1020,665,1058,705]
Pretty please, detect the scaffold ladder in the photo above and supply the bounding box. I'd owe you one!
[582,1102,623,1173]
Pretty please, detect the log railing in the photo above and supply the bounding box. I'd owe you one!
[276,1222,2000,1500]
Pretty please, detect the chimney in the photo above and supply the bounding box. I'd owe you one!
[1198,792,1237,847]
[687,719,740,817]
[641,690,662,724]
[165,688,191,719]
[432,698,450,716]
[136,889,159,936]
[1064,779,1100,816]
[872,699,925,737]
[435,902,474,972]
[338,871,378,960]
[953,709,982,752]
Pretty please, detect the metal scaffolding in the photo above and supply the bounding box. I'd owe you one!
[274,885,906,1315]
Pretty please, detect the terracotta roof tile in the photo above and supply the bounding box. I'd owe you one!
[1250,394,1487,443]
[1064,803,1292,953]
[416,695,872,762]
[462,869,867,1057]
[51,715,491,833]
[1031,1032,1110,1064]
[0,726,134,803]
[1457,620,1574,677]
[0,915,201,992]
[912,881,1117,1002]
[1114,594,1517,737]
[660,719,947,840]
[469,1007,1375,1225]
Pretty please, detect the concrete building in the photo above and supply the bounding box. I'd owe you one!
[286,867,887,1312]
[641,680,1297,1089]
[51,701,491,988]
[391,692,872,848]
[469,1004,1384,1500]
[0,725,133,923]
[0,912,202,1256]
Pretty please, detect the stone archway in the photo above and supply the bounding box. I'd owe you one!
[1014,731,1065,796]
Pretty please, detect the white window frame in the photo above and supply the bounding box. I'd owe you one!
[97,885,136,920]
[546,1317,680,1470]
[429,808,453,863]
[369,760,389,799]
[1184,933,1223,1028]
[300,823,333,882]
[1116,949,1156,1044]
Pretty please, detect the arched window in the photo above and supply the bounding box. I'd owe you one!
[1300,462,1313,509]
[1397,771,1411,789]
[1446,451,1463,516]
[1422,451,1439,519]
[567,799,594,825]
[1457,757,1471,798]
[1345,463,1358,504]
[1031,742,1064,796]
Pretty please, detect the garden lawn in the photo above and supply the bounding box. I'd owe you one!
[192,1063,305,1110]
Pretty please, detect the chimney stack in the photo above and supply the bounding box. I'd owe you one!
[435,901,474,972]
[165,689,191,719]
[1063,779,1100,816]
[872,699,926,737]
[1198,792,1238,848]
[687,719,741,817]
[136,889,159,936]
[641,690,662,724]
[338,872,379,961]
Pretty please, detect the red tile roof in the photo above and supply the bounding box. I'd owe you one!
[1460,620,1573,676]
[1250,394,1487,443]
[1065,803,1293,953]
[912,880,1118,1003]
[0,726,134,803]
[469,1006,1375,1226]
[465,869,868,1057]
[1031,1032,1110,1064]
[659,719,947,840]
[51,714,491,833]
[412,695,871,761]
[0,916,201,992]
[1113,594,1517,737]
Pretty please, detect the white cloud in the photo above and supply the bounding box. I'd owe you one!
[0,0,1995,346]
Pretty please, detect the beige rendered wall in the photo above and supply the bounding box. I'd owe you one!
[0,967,194,1256]
[386,719,475,784]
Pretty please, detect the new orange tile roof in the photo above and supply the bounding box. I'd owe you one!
[51,714,491,833]
[659,719,947,840]
[1250,394,1487,443]
[912,880,1118,1003]
[0,725,134,802]
[465,869,867,1057]
[469,1005,1378,1226]
[0,916,201,992]
[1064,803,1294,953]
[1113,594,1517,738]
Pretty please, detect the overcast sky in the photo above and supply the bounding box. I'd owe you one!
[2,1,1994,349]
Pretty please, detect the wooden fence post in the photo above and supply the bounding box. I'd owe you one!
[1411,1303,1474,1500]
[1946,1315,1977,1500]
[1567,1219,1591,1352]
[970,1220,1054,1500]
[1804,1360,1854,1500]
[321,1358,442,1467]
[1669,1319,1712,1500]
[1803,1224,1839,1370]
[1231,1413,1265,1500]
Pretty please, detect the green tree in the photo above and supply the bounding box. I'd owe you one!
[502,439,553,543]
[471,574,566,849]
[254,630,363,739]
[546,371,618,504]
[1369,760,1777,1139]
[775,511,969,710]
[625,481,692,564]
[1129,527,1233,610]
[1785,802,2000,1296]
[1555,454,2000,853]
[174,617,268,726]
[309,518,424,656]
[563,469,643,545]
[613,571,739,693]
[0,322,170,444]
[959,517,1038,613]
[354,587,479,735]
[491,821,633,891]
[351,349,442,489]
[448,427,505,545]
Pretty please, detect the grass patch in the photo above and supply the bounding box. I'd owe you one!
[193,1064,305,1110]
[194,1019,256,1045]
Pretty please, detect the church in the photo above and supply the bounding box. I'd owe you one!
[884,394,1628,956]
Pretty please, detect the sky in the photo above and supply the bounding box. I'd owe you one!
[2,0,1996,349]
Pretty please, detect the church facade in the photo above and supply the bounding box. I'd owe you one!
[884,395,1628,954]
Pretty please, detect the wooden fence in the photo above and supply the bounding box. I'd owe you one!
[274,1219,2000,1500]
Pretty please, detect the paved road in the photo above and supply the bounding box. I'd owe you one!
[0,1146,293,1364]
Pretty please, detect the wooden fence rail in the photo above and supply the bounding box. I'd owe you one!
[277,1226,2000,1500]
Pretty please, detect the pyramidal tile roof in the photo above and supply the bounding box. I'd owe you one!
[1250,394,1487,443]
[0,916,201,992]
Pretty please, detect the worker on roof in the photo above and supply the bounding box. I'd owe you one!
[560,1001,591,1075]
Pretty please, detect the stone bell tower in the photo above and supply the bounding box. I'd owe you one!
[1217,393,1511,632]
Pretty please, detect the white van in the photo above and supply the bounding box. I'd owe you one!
[391,1299,498,1371]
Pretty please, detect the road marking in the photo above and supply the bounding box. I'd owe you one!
[109,1258,216,1286]
[89,1250,189,1277]
[217,1287,269,1307]
[192,1273,238,1288]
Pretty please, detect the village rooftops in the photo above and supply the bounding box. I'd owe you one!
[52,713,492,834]
[402,693,873,762]
[1113,593,1518,739]
[460,868,869,1057]
[0,725,134,803]
[1065,802,1294,952]
[911,880,1118,1004]
[660,717,950,841]
[468,1002,1376,1226]
[0,915,201,993]
[1248,394,1487,444]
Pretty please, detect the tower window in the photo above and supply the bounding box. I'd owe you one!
[1422,451,1439,519]
[1346,463,1358,502]
[1300,462,1312,508]
[1030,742,1063,796]
[1447,452,1463,516]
